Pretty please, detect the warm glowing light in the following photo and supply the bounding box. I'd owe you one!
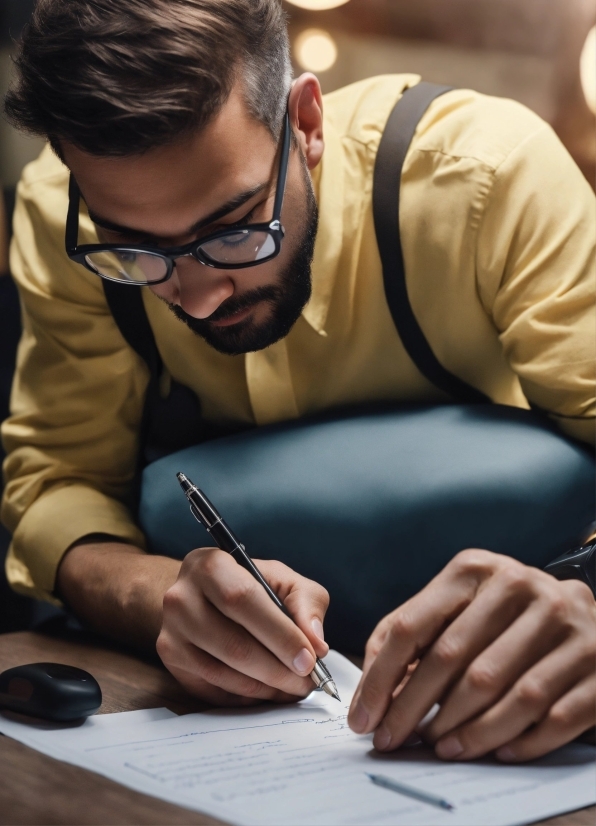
[294,29,338,72]
[285,0,350,9]
[580,26,596,115]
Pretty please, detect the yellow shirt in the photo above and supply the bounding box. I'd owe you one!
[2,75,595,602]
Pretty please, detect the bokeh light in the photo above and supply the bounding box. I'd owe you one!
[294,28,338,72]
[285,0,351,9]
[580,26,596,115]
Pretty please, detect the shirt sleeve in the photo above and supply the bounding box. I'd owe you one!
[475,122,596,446]
[1,153,148,602]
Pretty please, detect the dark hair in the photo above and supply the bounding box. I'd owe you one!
[4,0,292,157]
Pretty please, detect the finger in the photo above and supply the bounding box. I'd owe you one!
[361,614,394,677]
[435,639,594,761]
[198,551,319,680]
[176,588,313,697]
[359,549,498,681]
[364,568,522,748]
[258,559,330,659]
[163,637,304,705]
[348,552,488,736]
[496,674,596,763]
[425,596,561,742]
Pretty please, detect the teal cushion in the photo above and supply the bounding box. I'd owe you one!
[139,405,595,652]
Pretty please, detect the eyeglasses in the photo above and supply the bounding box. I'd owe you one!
[65,112,291,285]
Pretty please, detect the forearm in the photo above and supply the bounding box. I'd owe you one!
[56,539,181,651]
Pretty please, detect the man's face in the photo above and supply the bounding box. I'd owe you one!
[63,85,319,355]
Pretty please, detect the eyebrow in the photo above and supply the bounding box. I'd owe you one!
[86,183,269,239]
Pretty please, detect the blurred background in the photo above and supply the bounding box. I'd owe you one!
[1,0,595,188]
[1,0,595,189]
[283,0,595,186]
[0,0,595,631]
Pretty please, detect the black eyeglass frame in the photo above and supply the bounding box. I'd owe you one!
[65,111,291,285]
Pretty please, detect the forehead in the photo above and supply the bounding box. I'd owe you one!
[63,88,277,237]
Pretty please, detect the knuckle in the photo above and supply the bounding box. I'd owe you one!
[431,635,463,668]
[162,584,184,614]
[364,637,381,661]
[514,677,548,709]
[465,661,499,693]
[547,702,575,730]
[316,585,330,610]
[542,591,570,627]
[155,632,175,664]
[195,548,224,579]
[387,611,415,642]
[219,579,254,610]
[562,578,594,606]
[498,563,532,597]
[451,548,493,575]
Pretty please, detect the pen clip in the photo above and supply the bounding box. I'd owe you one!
[190,502,210,528]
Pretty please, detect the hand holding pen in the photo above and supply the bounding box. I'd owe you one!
[176,474,340,700]
[155,475,336,705]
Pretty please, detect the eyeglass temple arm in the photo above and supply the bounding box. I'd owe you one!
[271,112,291,222]
[65,174,81,253]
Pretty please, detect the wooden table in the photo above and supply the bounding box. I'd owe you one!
[0,630,593,826]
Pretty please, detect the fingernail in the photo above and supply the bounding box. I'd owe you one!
[350,702,369,733]
[293,648,314,675]
[374,724,392,751]
[311,618,325,642]
[436,736,464,760]
[496,746,515,762]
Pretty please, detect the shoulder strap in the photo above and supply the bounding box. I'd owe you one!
[102,279,162,381]
[373,81,489,404]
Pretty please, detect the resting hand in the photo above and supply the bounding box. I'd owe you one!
[157,548,329,706]
[348,549,596,762]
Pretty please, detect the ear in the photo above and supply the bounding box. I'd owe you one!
[288,74,324,171]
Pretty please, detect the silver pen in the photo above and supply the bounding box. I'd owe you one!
[367,773,455,811]
[176,473,340,701]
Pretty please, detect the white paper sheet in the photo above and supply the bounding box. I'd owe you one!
[0,651,594,826]
[0,705,177,763]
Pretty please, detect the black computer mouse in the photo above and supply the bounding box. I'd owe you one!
[0,662,102,721]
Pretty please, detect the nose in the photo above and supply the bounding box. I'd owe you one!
[172,255,235,319]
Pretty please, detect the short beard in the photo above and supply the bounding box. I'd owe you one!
[168,166,318,356]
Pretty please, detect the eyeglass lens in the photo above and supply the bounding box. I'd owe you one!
[84,230,277,283]
[85,250,169,283]
[200,230,276,265]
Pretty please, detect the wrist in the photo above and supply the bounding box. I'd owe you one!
[57,540,181,650]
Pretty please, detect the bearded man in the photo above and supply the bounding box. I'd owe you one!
[2,0,594,763]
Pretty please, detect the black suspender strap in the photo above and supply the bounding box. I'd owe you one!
[373,81,490,404]
[102,278,206,466]
[102,278,162,380]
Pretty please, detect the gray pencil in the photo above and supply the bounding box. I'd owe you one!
[367,773,455,811]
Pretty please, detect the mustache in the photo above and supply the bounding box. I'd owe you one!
[169,284,280,326]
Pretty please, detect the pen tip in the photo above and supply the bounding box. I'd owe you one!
[333,691,341,701]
